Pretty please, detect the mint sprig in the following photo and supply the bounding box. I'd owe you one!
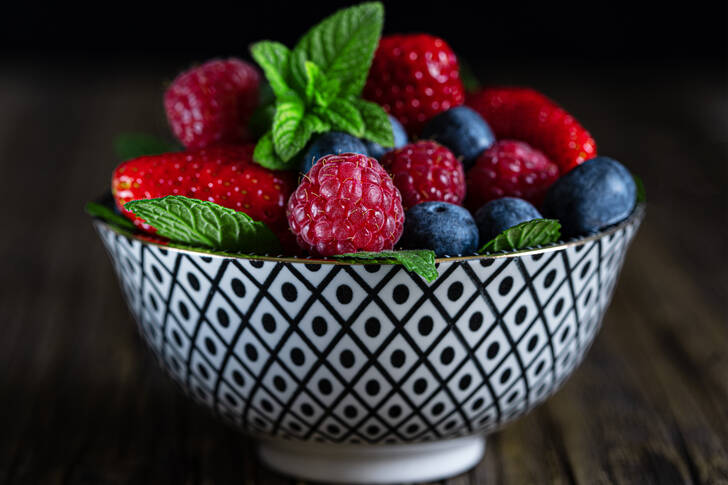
[124,196,281,254]
[479,219,562,254]
[334,250,438,283]
[249,2,392,169]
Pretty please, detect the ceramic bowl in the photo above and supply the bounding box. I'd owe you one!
[92,205,643,484]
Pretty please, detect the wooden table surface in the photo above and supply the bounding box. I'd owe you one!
[0,62,726,484]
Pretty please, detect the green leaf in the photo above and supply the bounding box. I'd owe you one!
[289,49,309,97]
[351,98,394,147]
[303,112,331,134]
[458,56,481,93]
[634,174,646,203]
[272,94,312,161]
[250,41,294,98]
[294,2,383,97]
[317,97,365,136]
[85,201,136,230]
[479,219,561,254]
[253,131,292,170]
[124,196,281,253]
[334,249,438,282]
[114,133,178,161]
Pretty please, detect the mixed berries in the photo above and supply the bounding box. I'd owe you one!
[106,4,639,260]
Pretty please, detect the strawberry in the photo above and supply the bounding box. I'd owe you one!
[467,87,597,173]
[111,145,297,250]
[164,59,260,149]
[363,34,465,135]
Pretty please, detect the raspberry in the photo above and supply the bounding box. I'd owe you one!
[164,59,260,149]
[467,87,597,173]
[381,141,465,209]
[363,34,465,135]
[287,153,405,256]
[466,140,559,210]
[111,145,297,250]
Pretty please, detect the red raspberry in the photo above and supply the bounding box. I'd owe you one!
[111,145,297,251]
[164,59,260,149]
[381,141,465,209]
[287,153,405,256]
[363,34,465,136]
[467,87,597,173]
[466,140,559,210]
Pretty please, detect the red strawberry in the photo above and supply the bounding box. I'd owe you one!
[164,59,260,149]
[287,153,405,256]
[466,140,559,210]
[381,141,465,209]
[364,34,465,135]
[111,145,297,251]
[467,87,597,173]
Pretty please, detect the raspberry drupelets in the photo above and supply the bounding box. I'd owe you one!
[287,153,405,256]
[466,140,559,210]
[164,59,261,149]
[381,141,465,209]
[112,145,295,246]
[364,34,465,135]
[467,87,596,173]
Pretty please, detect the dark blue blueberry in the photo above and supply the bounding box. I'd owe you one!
[420,106,495,169]
[399,202,479,257]
[475,197,543,242]
[542,157,636,237]
[300,132,368,174]
[361,115,408,161]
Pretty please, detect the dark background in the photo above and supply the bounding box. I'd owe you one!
[2,1,726,66]
[0,1,726,483]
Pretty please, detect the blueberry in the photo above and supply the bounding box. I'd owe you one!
[475,197,543,242]
[300,132,368,174]
[399,202,479,257]
[361,116,408,160]
[420,106,495,169]
[542,157,636,236]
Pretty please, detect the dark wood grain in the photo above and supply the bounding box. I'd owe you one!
[0,62,726,485]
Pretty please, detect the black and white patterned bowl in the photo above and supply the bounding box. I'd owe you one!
[93,206,643,483]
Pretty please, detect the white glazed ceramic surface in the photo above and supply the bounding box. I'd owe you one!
[94,208,642,483]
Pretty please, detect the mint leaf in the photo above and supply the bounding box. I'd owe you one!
[124,196,280,253]
[250,41,294,98]
[114,133,177,161]
[352,99,394,147]
[304,112,331,134]
[294,2,383,97]
[272,94,312,161]
[289,49,309,97]
[634,174,646,203]
[317,97,365,136]
[479,219,561,253]
[253,131,291,170]
[334,249,438,282]
[85,201,136,230]
[458,57,481,93]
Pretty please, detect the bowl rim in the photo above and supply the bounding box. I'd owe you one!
[92,203,645,265]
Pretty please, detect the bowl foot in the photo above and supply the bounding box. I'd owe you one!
[257,435,485,484]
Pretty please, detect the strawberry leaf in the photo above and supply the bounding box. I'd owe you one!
[124,196,280,253]
[294,2,383,97]
[114,133,178,161]
[479,219,561,253]
[85,201,136,230]
[334,250,438,282]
